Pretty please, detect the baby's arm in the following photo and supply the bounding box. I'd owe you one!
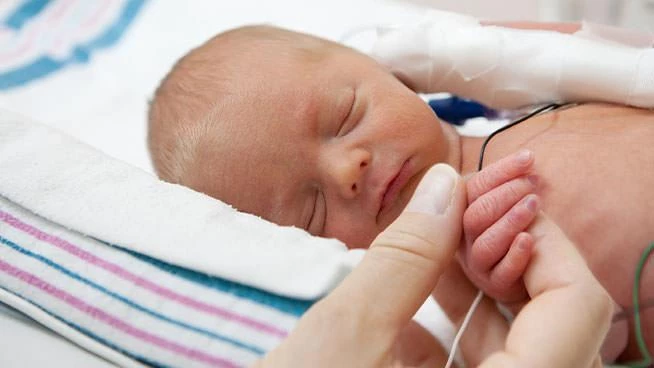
[460,149,541,307]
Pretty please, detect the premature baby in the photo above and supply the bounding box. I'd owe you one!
[147,25,654,363]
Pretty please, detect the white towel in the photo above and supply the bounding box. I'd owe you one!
[0,109,362,300]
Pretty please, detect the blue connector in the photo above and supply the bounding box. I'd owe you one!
[427,96,498,125]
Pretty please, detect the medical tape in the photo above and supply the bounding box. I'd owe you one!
[370,10,654,109]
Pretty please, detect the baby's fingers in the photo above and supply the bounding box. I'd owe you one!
[488,232,533,303]
[467,149,534,204]
[469,194,540,272]
[464,175,538,242]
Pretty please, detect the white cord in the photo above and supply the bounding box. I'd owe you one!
[444,290,485,368]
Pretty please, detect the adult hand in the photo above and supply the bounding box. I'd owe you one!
[256,163,466,367]
[255,163,613,368]
[479,213,611,368]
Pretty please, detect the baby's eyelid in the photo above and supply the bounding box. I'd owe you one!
[305,191,318,231]
[308,190,326,236]
[336,89,357,136]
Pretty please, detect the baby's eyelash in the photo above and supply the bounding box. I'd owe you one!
[336,89,356,136]
[306,191,318,231]
[308,190,326,236]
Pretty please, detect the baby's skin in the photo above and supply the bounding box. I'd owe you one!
[456,149,627,363]
[435,151,612,367]
[148,26,653,362]
[461,149,538,307]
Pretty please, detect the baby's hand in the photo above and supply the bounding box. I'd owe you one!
[460,149,541,306]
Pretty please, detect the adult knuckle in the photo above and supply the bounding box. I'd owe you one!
[375,228,437,261]
[587,285,613,320]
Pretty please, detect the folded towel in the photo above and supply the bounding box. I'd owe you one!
[0,110,363,366]
[0,110,361,300]
[0,196,304,367]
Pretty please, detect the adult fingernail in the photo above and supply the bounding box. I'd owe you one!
[405,164,458,215]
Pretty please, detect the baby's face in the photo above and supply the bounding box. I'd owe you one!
[190,41,454,248]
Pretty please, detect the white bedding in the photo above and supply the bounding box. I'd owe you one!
[0,1,436,366]
[0,0,430,173]
[0,1,506,366]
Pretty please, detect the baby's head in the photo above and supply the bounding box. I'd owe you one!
[148,25,456,248]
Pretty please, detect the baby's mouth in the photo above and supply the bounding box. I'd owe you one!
[377,158,414,222]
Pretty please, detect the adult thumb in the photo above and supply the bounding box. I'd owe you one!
[329,163,466,330]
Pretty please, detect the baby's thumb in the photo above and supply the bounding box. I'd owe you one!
[332,164,465,329]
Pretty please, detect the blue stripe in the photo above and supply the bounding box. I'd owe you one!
[3,0,50,30]
[0,56,60,90]
[116,245,313,317]
[0,0,148,90]
[0,286,168,367]
[0,235,266,355]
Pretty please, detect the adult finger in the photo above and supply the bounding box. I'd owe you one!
[395,320,449,367]
[480,214,612,368]
[433,261,510,366]
[326,163,466,332]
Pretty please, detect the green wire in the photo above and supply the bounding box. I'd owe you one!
[626,242,654,368]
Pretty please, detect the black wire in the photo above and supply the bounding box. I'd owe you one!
[477,103,562,171]
[475,102,654,324]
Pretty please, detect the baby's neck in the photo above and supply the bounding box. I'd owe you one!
[459,135,486,176]
[438,122,486,176]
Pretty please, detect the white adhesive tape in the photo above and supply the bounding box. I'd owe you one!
[370,10,654,109]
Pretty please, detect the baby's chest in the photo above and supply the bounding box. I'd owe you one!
[530,118,654,305]
[485,105,654,302]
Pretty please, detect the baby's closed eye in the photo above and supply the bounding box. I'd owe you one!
[306,190,326,236]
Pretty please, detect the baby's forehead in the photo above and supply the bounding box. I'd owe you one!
[190,122,310,224]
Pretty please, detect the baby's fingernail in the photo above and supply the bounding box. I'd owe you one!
[524,194,540,212]
[405,164,458,215]
[516,149,534,165]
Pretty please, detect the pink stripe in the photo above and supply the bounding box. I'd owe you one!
[0,259,238,367]
[0,211,288,338]
[49,0,77,22]
[53,0,108,55]
[81,0,111,30]
[0,0,75,63]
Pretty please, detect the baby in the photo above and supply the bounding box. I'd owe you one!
[148,25,654,363]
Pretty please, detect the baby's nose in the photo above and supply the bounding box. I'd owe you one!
[329,148,371,200]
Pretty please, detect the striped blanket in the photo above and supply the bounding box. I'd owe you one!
[0,198,306,367]
[0,110,358,367]
[0,0,147,89]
